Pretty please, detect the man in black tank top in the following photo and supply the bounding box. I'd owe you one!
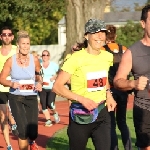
[114,4,150,150]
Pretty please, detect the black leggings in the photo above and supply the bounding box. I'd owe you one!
[67,107,111,150]
[39,88,56,110]
[110,88,132,150]
[9,94,38,140]
[0,92,9,104]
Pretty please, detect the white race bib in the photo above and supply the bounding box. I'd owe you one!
[43,79,50,87]
[86,71,107,92]
[6,76,11,80]
[19,80,35,92]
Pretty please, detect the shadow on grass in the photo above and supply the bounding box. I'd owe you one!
[117,134,137,149]
[46,127,93,150]
[47,111,136,150]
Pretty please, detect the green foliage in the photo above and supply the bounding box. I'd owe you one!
[0,0,65,45]
[116,21,143,47]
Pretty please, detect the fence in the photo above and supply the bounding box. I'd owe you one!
[30,45,66,64]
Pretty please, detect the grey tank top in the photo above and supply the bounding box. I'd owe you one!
[130,40,150,110]
[9,54,37,96]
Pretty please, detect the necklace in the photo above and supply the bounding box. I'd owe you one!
[19,58,28,65]
[18,53,28,65]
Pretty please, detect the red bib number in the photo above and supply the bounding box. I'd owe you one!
[86,71,107,92]
[20,84,34,90]
[19,80,35,92]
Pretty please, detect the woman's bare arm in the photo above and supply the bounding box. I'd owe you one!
[52,70,98,111]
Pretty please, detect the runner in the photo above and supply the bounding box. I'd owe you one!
[103,25,132,150]
[114,4,150,150]
[0,30,42,150]
[39,50,60,127]
[53,19,116,150]
[0,26,18,150]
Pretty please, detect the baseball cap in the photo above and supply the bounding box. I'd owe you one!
[85,19,107,34]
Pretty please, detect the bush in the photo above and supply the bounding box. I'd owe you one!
[116,21,144,48]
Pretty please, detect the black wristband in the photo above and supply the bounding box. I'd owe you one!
[106,89,113,93]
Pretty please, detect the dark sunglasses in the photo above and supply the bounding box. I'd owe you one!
[1,33,13,37]
[42,54,49,57]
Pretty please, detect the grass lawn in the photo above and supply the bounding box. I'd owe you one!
[46,110,137,150]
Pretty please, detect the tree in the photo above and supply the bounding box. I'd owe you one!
[0,0,65,45]
[65,0,107,56]
[116,21,143,47]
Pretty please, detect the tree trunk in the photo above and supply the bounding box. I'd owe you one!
[65,0,107,57]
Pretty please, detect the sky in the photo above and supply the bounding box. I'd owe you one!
[112,0,147,11]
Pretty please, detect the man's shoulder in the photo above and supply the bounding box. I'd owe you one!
[0,45,17,51]
[129,41,141,48]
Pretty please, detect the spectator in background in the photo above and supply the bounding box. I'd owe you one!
[38,50,60,127]
[102,25,132,150]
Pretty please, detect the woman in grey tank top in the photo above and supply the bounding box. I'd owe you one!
[0,31,42,150]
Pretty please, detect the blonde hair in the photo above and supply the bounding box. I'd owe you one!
[42,50,50,56]
[31,50,38,57]
[16,30,30,43]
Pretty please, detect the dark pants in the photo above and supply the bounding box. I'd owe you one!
[110,88,132,150]
[133,104,150,148]
[67,107,111,150]
[39,88,56,110]
[9,93,38,140]
[0,92,9,104]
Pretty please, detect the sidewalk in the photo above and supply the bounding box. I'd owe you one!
[0,95,134,149]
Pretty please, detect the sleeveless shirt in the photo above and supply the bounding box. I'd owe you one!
[130,40,150,110]
[0,45,17,92]
[9,54,37,96]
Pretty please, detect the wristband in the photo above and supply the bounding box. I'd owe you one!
[106,89,113,94]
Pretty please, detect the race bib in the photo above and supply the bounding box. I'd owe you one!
[19,80,35,92]
[6,76,11,80]
[43,79,50,87]
[86,71,107,92]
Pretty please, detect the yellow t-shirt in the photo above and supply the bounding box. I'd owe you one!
[0,45,17,92]
[61,48,113,103]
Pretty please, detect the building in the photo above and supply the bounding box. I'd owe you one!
[58,11,141,45]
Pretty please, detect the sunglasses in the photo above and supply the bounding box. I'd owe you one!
[42,54,49,57]
[1,33,13,37]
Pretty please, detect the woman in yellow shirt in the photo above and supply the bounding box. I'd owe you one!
[53,19,116,150]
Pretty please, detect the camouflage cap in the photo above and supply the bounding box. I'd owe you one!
[85,19,107,34]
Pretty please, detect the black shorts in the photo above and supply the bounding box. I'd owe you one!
[133,104,150,148]
[9,93,38,140]
[0,92,9,104]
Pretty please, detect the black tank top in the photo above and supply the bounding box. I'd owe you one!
[130,40,150,110]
